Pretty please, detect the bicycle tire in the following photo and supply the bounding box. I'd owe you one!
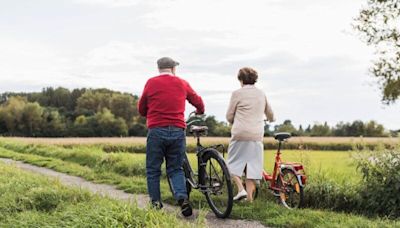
[200,148,233,218]
[276,168,304,209]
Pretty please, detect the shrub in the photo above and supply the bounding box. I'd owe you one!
[355,147,400,217]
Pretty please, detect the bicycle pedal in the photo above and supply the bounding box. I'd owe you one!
[212,183,221,187]
[273,192,280,197]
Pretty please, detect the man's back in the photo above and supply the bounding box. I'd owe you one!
[138,74,204,129]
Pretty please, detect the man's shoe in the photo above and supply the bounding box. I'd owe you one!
[151,201,163,210]
[178,199,193,217]
[233,189,247,201]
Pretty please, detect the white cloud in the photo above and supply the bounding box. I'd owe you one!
[83,41,160,67]
[73,0,141,7]
[142,0,373,61]
[0,39,73,89]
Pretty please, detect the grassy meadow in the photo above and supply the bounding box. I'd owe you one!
[0,161,200,228]
[0,137,399,227]
[6,136,399,145]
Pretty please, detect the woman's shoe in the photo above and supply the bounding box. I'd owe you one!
[233,189,248,201]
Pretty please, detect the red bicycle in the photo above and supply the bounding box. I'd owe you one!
[247,132,307,209]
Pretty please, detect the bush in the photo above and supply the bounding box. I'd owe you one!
[355,147,400,217]
[303,173,361,212]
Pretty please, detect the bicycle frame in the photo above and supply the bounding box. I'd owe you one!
[183,136,205,190]
[262,140,307,191]
[184,134,225,192]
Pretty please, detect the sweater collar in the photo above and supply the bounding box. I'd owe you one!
[159,72,174,76]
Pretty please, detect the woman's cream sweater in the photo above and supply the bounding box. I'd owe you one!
[226,85,274,141]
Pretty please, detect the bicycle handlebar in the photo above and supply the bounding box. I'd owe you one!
[186,111,206,126]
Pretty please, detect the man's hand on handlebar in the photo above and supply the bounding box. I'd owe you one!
[187,111,206,126]
[189,111,205,118]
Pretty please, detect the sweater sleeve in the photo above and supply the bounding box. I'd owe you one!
[264,95,275,122]
[184,80,205,114]
[138,80,149,117]
[226,92,238,125]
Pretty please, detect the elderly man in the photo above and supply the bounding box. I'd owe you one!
[138,57,204,217]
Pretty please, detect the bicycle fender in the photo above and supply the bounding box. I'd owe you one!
[279,166,305,187]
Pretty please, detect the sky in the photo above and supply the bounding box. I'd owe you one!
[0,0,399,130]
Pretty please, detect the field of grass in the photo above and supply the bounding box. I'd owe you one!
[0,138,360,183]
[6,136,399,145]
[0,138,399,227]
[0,161,198,227]
[5,136,400,152]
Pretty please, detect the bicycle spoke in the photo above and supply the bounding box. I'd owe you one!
[278,169,303,209]
[204,155,231,217]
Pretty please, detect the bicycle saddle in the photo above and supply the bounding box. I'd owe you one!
[274,132,291,141]
[190,125,208,133]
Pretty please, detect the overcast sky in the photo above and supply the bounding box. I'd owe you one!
[1,0,399,129]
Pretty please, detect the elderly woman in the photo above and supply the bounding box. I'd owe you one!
[226,67,275,202]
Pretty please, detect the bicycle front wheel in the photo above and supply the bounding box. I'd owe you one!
[200,148,233,218]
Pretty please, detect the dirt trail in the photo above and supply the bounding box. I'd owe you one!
[0,158,266,228]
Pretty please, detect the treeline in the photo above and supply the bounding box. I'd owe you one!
[0,87,230,137]
[0,87,394,137]
[267,120,391,137]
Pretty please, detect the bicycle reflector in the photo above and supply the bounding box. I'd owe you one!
[293,164,303,171]
[300,175,307,185]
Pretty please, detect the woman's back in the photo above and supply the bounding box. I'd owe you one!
[226,85,273,141]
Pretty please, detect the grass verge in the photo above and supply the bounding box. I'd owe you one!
[0,161,202,227]
[0,143,399,227]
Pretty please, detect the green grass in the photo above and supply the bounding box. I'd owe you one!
[0,161,202,228]
[232,199,399,228]
[0,139,399,227]
[264,150,360,183]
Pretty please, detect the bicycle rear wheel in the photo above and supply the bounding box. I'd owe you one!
[200,148,233,218]
[276,168,304,209]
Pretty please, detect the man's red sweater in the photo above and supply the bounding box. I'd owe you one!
[138,74,205,129]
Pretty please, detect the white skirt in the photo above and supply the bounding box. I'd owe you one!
[227,140,264,180]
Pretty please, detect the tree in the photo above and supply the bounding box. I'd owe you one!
[0,97,26,135]
[21,102,44,136]
[128,123,147,136]
[0,109,7,135]
[333,122,349,136]
[41,109,66,137]
[305,125,312,136]
[94,108,128,137]
[296,125,305,136]
[349,120,366,136]
[214,122,231,137]
[71,88,86,111]
[354,0,400,103]
[129,116,147,136]
[310,122,331,137]
[73,115,95,137]
[110,94,137,124]
[264,123,274,136]
[365,120,385,136]
[76,90,109,115]
[275,120,297,134]
[204,116,218,136]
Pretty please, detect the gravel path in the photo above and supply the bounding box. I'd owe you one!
[0,158,266,228]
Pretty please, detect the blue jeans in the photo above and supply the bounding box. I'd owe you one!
[146,126,188,202]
